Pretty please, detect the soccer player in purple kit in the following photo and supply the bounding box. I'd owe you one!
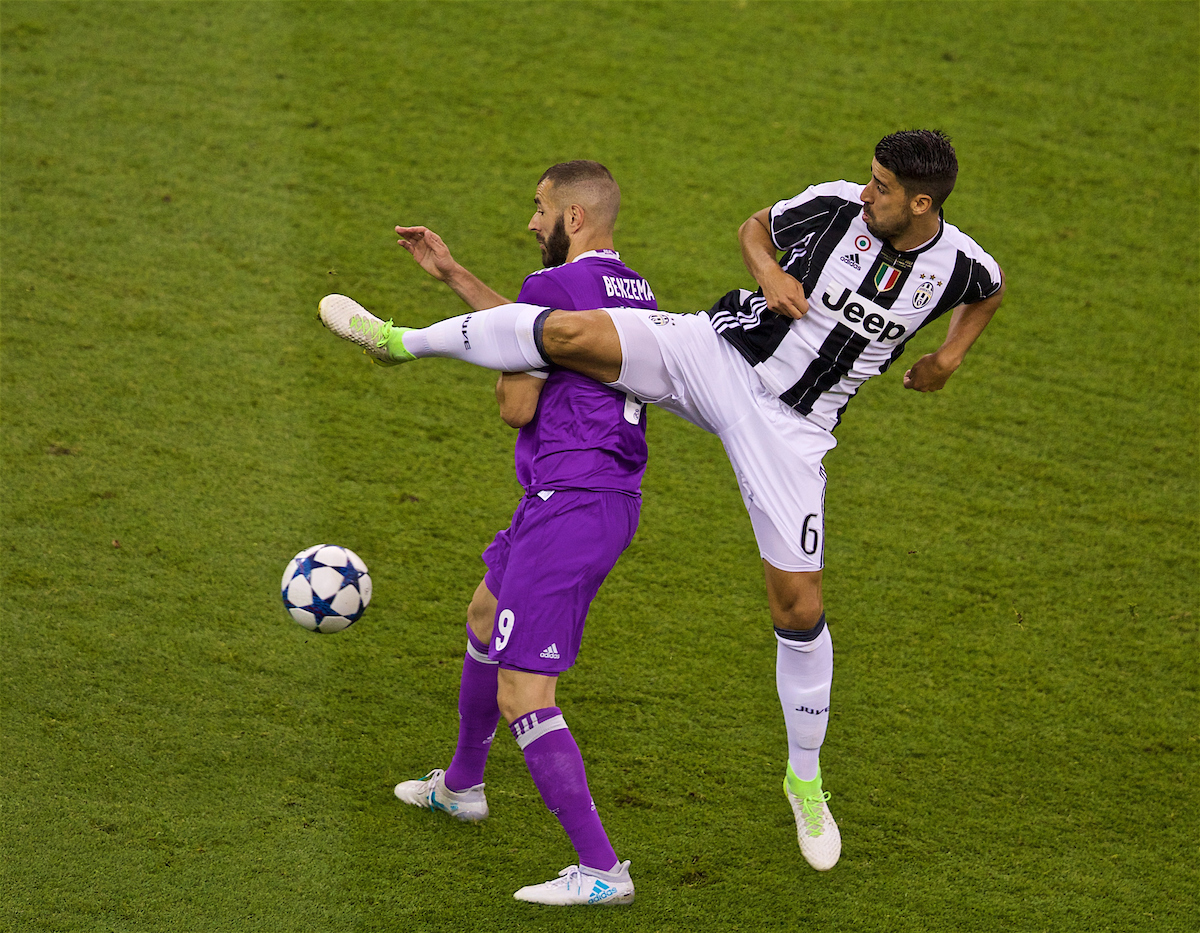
[325,161,655,906]
[320,131,1006,876]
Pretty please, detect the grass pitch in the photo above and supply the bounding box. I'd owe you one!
[2,2,1196,931]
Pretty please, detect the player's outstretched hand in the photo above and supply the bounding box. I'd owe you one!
[761,266,810,319]
[903,352,957,392]
[396,225,459,282]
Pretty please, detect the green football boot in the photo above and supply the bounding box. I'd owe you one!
[318,293,415,366]
[784,763,841,871]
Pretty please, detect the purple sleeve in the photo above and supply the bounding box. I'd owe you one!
[517,273,576,310]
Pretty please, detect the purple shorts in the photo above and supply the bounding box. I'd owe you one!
[482,489,639,674]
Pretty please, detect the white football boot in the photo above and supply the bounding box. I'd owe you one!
[513,860,634,906]
[318,294,415,366]
[785,773,841,871]
[394,768,488,821]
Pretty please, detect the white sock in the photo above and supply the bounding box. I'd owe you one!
[400,302,548,371]
[776,624,833,783]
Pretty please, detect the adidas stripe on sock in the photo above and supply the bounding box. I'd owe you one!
[511,707,618,872]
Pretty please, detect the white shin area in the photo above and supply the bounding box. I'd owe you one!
[400,302,548,371]
[776,624,833,783]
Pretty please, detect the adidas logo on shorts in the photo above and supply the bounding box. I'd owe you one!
[539,643,561,660]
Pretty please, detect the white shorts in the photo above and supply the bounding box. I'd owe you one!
[605,308,836,572]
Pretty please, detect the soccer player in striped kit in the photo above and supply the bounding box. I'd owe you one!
[335,161,655,905]
[321,131,1005,873]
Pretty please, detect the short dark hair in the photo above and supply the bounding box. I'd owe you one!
[538,160,620,229]
[874,130,958,209]
[538,160,615,190]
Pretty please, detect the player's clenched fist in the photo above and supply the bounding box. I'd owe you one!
[902,352,956,392]
[760,266,810,319]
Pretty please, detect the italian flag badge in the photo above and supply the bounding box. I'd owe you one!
[874,262,902,292]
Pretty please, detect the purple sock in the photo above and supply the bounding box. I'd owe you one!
[510,706,618,872]
[442,628,501,793]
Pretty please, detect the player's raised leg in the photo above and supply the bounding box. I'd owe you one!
[526,308,623,384]
[765,562,841,871]
[319,294,626,384]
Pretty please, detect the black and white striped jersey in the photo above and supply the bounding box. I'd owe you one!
[708,180,1002,431]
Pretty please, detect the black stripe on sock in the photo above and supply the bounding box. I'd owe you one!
[775,613,826,643]
[532,308,558,367]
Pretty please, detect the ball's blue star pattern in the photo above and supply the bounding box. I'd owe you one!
[281,545,369,633]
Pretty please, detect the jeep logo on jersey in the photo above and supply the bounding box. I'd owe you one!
[821,287,908,343]
[912,281,936,309]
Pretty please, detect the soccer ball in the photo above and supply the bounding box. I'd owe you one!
[281,544,372,633]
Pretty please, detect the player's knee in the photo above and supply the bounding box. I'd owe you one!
[466,593,495,643]
[771,600,825,633]
[496,669,557,724]
[496,679,531,725]
[541,309,609,362]
[496,686,521,725]
[537,309,622,383]
[764,565,824,633]
[540,310,586,359]
[466,593,489,626]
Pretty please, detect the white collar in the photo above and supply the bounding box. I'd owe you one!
[570,248,620,263]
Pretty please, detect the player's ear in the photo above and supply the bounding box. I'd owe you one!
[910,192,934,218]
[566,203,586,234]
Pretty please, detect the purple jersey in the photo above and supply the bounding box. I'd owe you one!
[513,250,657,495]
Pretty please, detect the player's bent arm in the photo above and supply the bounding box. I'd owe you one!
[494,371,545,428]
[903,274,1006,392]
[739,207,809,319]
[396,224,512,310]
[443,267,512,311]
